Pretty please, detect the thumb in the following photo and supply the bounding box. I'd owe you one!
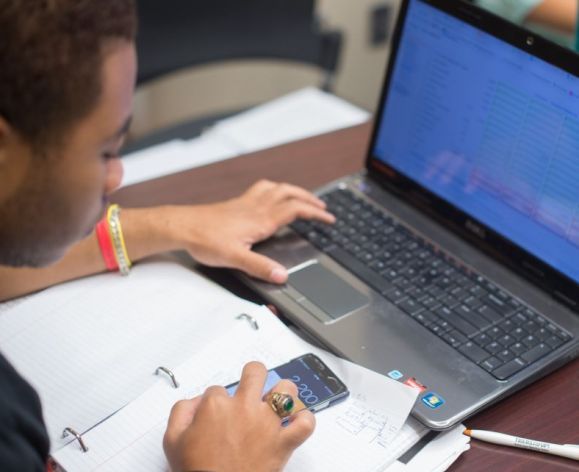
[231,248,288,284]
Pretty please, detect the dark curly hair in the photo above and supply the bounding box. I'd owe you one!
[0,0,137,151]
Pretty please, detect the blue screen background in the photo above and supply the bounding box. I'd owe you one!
[373,0,579,284]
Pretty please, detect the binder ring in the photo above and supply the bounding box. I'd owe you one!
[62,427,89,453]
[155,366,180,388]
[236,313,259,330]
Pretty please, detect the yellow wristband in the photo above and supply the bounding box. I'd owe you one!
[106,204,132,276]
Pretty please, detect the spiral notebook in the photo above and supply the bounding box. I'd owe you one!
[51,304,421,472]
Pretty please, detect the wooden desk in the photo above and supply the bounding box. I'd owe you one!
[115,124,579,471]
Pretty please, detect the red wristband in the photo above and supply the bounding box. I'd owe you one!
[96,217,118,271]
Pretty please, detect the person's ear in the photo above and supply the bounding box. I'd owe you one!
[0,115,9,164]
[0,115,32,202]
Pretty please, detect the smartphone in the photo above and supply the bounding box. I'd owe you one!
[226,353,349,414]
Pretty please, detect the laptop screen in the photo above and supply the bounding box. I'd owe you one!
[372,0,579,286]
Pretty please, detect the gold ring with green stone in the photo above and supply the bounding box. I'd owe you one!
[265,392,295,418]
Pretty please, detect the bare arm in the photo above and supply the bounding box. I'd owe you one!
[0,180,334,302]
[526,0,577,34]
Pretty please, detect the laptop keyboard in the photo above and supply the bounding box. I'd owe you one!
[290,188,574,380]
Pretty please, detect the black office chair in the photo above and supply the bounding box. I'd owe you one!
[126,0,343,153]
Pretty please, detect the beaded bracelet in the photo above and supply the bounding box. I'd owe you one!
[95,205,132,275]
[107,204,132,276]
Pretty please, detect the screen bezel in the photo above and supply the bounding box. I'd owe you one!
[366,0,579,311]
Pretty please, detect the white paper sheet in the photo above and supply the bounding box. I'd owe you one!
[120,87,370,187]
[54,306,418,472]
[205,87,370,154]
[0,257,259,450]
[120,136,238,187]
[385,422,470,472]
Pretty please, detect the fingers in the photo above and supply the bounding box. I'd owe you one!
[270,183,327,209]
[274,201,335,228]
[163,397,203,447]
[267,379,299,400]
[235,361,268,401]
[281,409,316,449]
[230,249,288,284]
[248,180,327,210]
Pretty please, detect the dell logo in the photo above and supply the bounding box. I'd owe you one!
[465,220,486,238]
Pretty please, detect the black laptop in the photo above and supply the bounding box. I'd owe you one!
[241,0,579,429]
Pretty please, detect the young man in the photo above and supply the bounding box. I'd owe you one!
[0,0,335,469]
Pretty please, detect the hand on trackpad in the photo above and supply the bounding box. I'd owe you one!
[288,262,369,319]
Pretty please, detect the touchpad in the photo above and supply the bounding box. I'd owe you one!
[288,263,369,319]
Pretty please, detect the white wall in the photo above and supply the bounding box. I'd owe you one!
[131,0,401,139]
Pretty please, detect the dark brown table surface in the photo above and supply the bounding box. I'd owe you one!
[115,124,579,471]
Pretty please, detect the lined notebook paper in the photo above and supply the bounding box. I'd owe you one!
[0,257,259,450]
[53,306,419,472]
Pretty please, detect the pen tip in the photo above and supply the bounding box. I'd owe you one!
[463,428,472,437]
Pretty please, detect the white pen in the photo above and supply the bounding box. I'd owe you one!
[464,429,579,461]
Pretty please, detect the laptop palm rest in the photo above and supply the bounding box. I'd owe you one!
[287,262,369,320]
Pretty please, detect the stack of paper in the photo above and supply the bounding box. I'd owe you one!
[121,87,370,187]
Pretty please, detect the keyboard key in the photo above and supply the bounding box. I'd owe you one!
[470,285,486,297]
[428,323,445,335]
[385,289,407,304]
[487,326,505,339]
[419,310,439,324]
[443,330,468,347]
[397,298,424,316]
[328,247,387,294]
[455,305,492,330]
[535,327,550,341]
[510,342,526,356]
[512,312,528,325]
[473,332,491,347]
[478,305,503,324]
[545,335,565,349]
[412,312,428,326]
[438,295,460,309]
[498,334,514,347]
[435,307,478,337]
[557,329,571,341]
[482,293,517,316]
[497,349,515,363]
[481,356,503,372]
[522,335,540,349]
[459,341,489,364]
[422,296,440,310]
[492,357,527,380]
[511,327,528,340]
[521,343,551,364]
[393,277,411,290]
[498,318,515,332]
[437,320,452,333]
[485,341,503,355]
[464,296,483,310]
[524,321,538,333]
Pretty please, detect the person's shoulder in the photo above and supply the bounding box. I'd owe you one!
[0,353,49,471]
